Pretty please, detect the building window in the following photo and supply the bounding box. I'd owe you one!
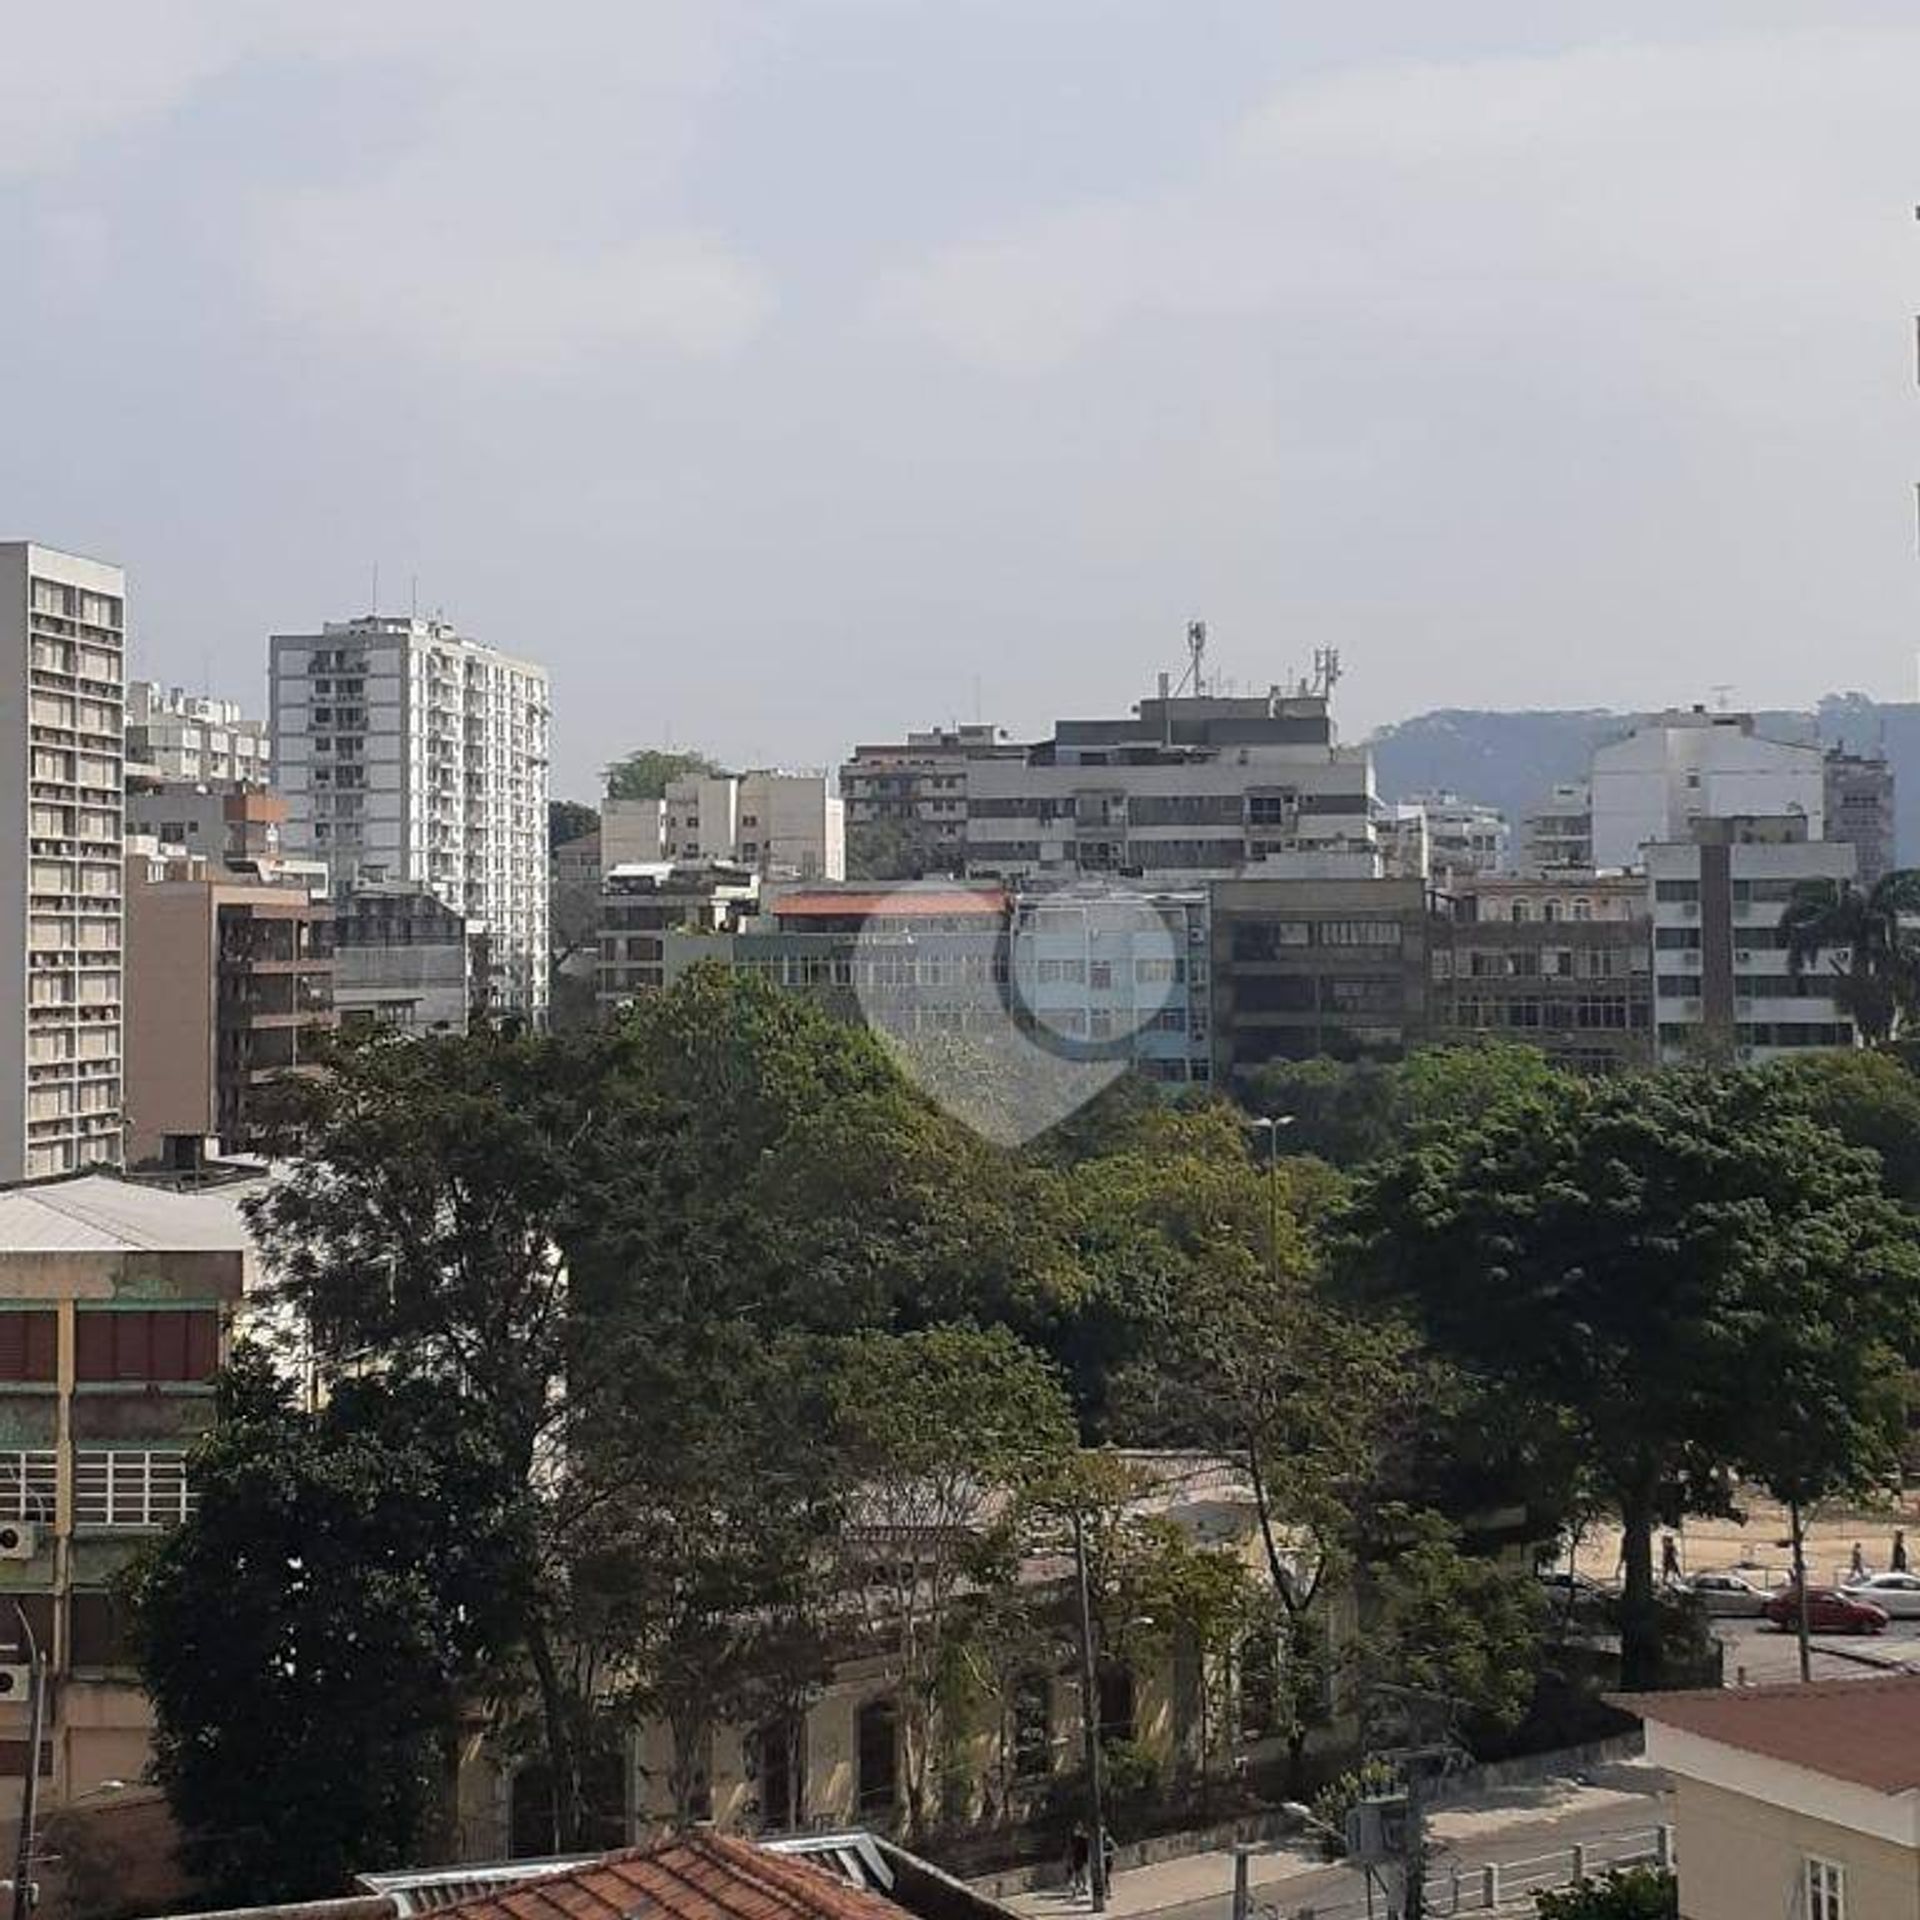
[0,1453,57,1523]
[1096,1661,1135,1743]
[68,1590,135,1669]
[856,1698,898,1815]
[1805,1857,1846,1920]
[74,1310,220,1383]
[0,1315,56,1384]
[72,1450,192,1529]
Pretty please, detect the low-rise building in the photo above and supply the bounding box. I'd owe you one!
[1431,876,1652,1071]
[1208,877,1434,1086]
[333,884,478,1033]
[1631,1675,1920,1920]
[598,863,761,1009]
[0,1176,256,1823]
[1401,790,1509,880]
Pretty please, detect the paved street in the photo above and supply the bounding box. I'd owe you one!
[1010,1777,1673,1920]
[1714,1616,1920,1685]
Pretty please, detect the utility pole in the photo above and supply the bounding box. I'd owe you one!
[1073,1507,1108,1913]
[1789,1498,1813,1685]
[11,1603,44,1920]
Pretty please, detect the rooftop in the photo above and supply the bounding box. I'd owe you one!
[427,1832,919,1920]
[1622,1674,1920,1795]
[0,1174,261,1256]
[773,890,1007,920]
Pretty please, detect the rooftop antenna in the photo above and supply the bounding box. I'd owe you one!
[1710,683,1734,712]
[410,574,419,620]
[1175,620,1208,699]
[1311,646,1343,700]
[370,562,379,619]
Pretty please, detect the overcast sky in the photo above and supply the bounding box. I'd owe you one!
[7,3,1920,796]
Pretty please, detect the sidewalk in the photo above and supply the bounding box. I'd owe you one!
[1002,1776,1668,1920]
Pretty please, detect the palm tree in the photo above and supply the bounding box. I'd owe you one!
[1779,871,1920,1047]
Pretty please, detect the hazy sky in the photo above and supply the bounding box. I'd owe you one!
[7,3,1920,796]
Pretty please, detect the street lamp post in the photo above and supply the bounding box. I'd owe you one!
[1072,1507,1108,1913]
[1250,1116,1295,1276]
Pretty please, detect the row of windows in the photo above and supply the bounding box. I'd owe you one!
[1451,948,1630,980]
[1449,996,1642,1032]
[0,1448,191,1528]
[1233,919,1407,959]
[0,1309,220,1384]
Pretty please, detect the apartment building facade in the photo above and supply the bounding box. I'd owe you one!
[0,1176,254,1819]
[0,544,127,1184]
[1208,877,1433,1085]
[1517,783,1593,876]
[1824,749,1896,887]
[123,683,267,789]
[1401,790,1509,879]
[124,844,334,1167]
[599,863,762,1008]
[268,615,551,1019]
[964,691,1378,885]
[840,725,1018,868]
[332,884,475,1033]
[1648,823,1856,1065]
[1430,876,1652,1070]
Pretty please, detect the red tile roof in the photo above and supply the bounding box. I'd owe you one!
[1622,1674,1920,1794]
[432,1833,920,1920]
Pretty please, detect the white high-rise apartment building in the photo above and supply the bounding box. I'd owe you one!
[269,615,551,1019]
[1591,710,1823,871]
[125,682,269,787]
[0,544,127,1182]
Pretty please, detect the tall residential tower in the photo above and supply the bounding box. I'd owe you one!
[269,615,551,1019]
[0,543,126,1183]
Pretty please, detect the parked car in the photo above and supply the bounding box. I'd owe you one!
[1682,1570,1772,1617]
[1761,1587,1890,1635]
[1838,1571,1920,1618]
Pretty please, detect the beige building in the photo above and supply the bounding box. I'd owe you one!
[0,1176,256,1823]
[0,543,127,1184]
[1633,1675,1920,1920]
[124,833,334,1170]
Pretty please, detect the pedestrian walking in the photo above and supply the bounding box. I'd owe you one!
[1067,1824,1089,1898]
[1894,1528,1909,1574]
[1660,1532,1681,1584]
[1851,1541,1868,1581]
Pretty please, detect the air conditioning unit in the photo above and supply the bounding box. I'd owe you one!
[0,1523,37,1561]
[0,1666,32,1703]
[1736,950,1752,964]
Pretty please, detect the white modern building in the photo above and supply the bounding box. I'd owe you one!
[1592,711,1824,872]
[268,615,551,1019]
[964,690,1380,885]
[124,682,268,788]
[0,543,127,1182]
[1401,790,1508,878]
[1648,822,1856,1065]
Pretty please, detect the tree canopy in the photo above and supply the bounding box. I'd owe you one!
[603,747,722,800]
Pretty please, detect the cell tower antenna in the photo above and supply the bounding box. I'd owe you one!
[1710,683,1734,712]
[1176,620,1208,699]
[1312,647,1343,699]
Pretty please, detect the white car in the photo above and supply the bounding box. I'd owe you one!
[1683,1570,1773,1618]
[1839,1572,1920,1618]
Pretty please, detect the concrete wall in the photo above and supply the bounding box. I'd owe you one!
[1673,1774,1920,1920]
[123,881,215,1162]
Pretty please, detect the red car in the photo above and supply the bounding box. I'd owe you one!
[1762,1587,1890,1635]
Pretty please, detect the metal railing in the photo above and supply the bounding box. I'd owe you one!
[1260,1825,1674,1920]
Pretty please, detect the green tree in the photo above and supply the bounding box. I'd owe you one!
[549,798,600,850]
[1350,1067,1920,1686]
[603,747,721,800]
[829,1325,1077,1834]
[1535,1867,1677,1918]
[1767,1049,1920,1203]
[246,1022,629,1850]
[845,817,955,882]
[1780,870,1920,1046]
[126,1355,523,1903]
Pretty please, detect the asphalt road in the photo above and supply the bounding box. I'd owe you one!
[1715,1615,1920,1684]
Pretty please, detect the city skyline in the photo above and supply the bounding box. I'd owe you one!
[6,6,1920,794]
